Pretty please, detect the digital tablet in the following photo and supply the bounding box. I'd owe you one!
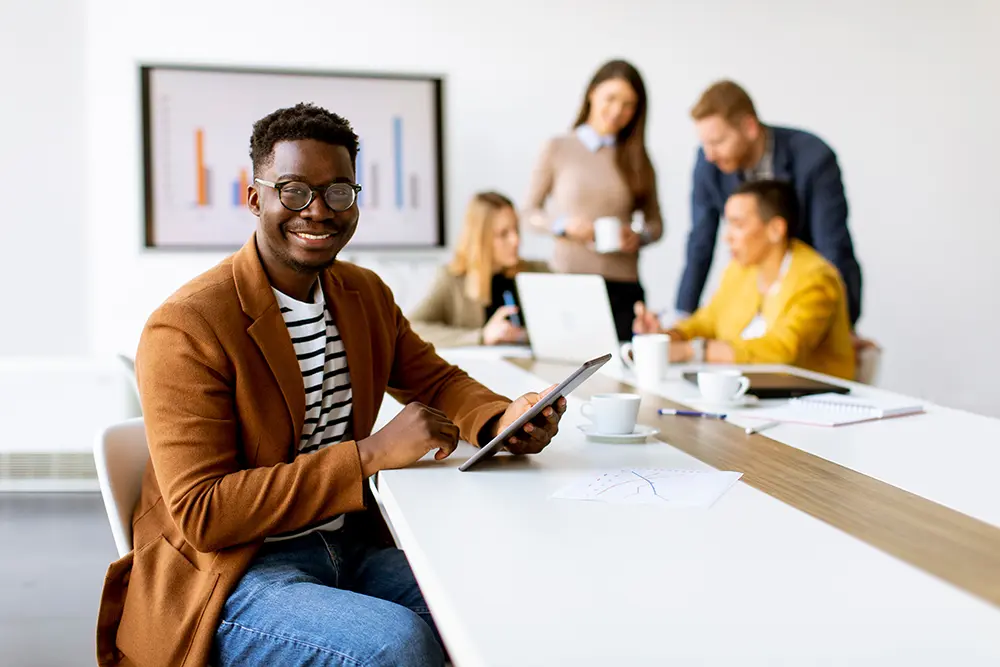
[458,353,612,472]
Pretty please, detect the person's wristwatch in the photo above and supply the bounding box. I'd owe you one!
[690,338,706,363]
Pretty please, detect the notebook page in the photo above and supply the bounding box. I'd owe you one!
[738,402,869,427]
[794,393,925,418]
[739,393,924,427]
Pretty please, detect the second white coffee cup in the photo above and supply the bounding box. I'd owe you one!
[593,217,622,253]
[581,393,641,435]
[620,333,669,386]
[697,370,751,404]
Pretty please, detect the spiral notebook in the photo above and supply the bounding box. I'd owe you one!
[740,392,925,427]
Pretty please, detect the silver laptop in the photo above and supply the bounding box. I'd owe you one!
[515,273,621,364]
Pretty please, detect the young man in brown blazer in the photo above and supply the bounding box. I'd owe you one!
[96,103,566,667]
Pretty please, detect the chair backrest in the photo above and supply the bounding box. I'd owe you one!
[855,345,883,385]
[94,418,149,558]
[116,353,143,417]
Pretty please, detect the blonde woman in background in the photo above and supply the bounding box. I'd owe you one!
[410,192,548,348]
[523,59,664,341]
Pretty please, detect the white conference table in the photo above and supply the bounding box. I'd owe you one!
[602,361,1000,530]
[373,352,1000,666]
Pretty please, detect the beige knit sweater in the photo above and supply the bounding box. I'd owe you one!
[522,134,664,282]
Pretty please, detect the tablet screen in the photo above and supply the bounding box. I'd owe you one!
[458,353,612,471]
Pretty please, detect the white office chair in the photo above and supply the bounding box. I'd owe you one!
[94,418,149,558]
[94,420,223,667]
[116,353,143,418]
[854,341,883,385]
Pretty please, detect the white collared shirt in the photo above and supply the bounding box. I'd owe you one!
[575,124,616,152]
[741,250,793,340]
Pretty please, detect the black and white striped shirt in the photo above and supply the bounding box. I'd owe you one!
[268,283,353,539]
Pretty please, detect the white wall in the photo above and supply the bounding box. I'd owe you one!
[0,0,89,356]
[74,0,1000,415]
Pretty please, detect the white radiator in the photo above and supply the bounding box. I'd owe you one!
[0,357,137,491]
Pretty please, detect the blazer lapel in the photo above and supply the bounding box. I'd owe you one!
[770,126,794,180]
[322,268,375,440]
[247,313,305,449]
[233,235,306,451]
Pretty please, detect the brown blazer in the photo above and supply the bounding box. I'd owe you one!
[408,260,549,347]
[96,236,511,667]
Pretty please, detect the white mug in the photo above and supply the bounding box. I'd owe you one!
[697,370,751,404]
[620,334,669,386]
[580,393,641,435]
[593,216,622,254]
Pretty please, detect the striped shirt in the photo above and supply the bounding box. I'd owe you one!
[267,283,353,540]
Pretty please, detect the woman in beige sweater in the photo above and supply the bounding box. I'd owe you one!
[410,192,548,348]
[523,59,664,342]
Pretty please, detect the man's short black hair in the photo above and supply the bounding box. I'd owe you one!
[731,179,800,238]
[249,103,359,176]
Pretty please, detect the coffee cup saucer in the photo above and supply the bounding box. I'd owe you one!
[578,424,660,443]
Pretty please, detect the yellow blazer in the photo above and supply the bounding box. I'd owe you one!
[409,260,549,348]
[674,240,856,379]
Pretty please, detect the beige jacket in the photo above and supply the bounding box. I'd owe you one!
[409,260,549,348]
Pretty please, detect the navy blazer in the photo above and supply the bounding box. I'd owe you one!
[676,125,863,325]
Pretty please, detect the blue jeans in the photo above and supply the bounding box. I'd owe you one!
[212,527,445,666]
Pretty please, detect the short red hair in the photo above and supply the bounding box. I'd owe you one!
[691,80,758,125]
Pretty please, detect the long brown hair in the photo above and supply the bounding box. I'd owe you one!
[448,191,517,305]
[573,59,654,206]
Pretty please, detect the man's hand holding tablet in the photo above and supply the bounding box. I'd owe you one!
[360,355,610,474]
[460,354,612,471]
[486,385,567,455]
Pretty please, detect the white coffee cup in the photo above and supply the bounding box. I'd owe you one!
[620,334,669,386]
[593,216,622,254]
[580,393,641,435]
[697,370,751,404]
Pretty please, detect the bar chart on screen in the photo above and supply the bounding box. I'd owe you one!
[356,119,423,214]
[143,66,443,249]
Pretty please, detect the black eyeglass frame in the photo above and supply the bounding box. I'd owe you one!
[254,177,362,212]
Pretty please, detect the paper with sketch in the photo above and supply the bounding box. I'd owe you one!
[552,469,743,507]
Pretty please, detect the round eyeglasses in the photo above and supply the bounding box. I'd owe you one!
[254,178,362,212]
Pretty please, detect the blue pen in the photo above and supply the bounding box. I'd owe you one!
[502,290,522,328]
[657,408,727,420]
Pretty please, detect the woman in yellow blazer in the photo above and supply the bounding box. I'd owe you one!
[410,191,548,348]
[634,179,855,379]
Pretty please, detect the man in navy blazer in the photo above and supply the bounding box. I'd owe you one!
[677,81,863,326]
